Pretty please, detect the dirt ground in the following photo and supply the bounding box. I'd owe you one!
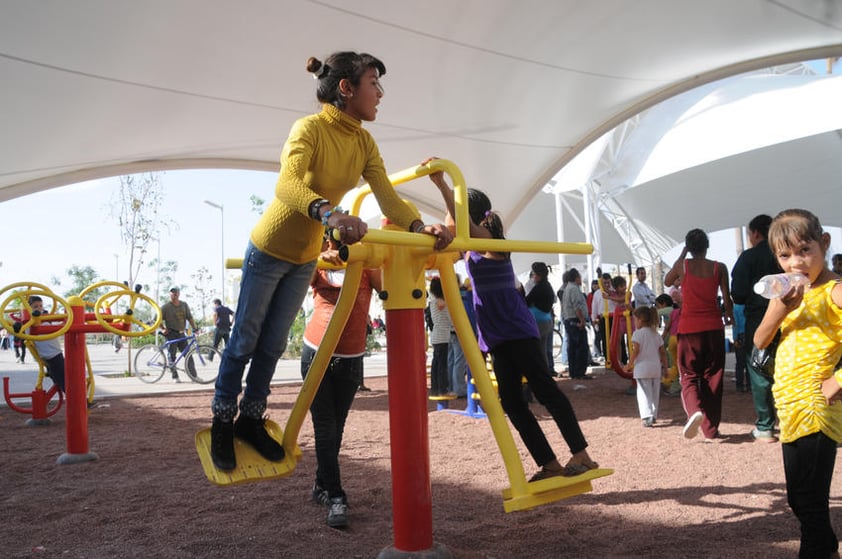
[2,367,839,559]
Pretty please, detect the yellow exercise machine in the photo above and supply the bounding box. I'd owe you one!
[194,159,613,556]
[0,281,160,462]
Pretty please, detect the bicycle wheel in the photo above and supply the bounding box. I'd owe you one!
[184,345,221,384]
[133,344,167,383]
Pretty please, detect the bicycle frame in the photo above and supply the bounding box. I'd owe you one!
[159,333,199,368]
[134,332,220,385]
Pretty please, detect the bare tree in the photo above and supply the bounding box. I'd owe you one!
[111,173,173,287]
[146,259,179,306]
[110,172,173,372]
[190,265,214,324]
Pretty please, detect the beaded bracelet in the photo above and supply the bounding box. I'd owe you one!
[310,198,330,221]
[321,205,344,226]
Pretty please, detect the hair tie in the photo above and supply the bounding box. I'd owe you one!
[312,64,328,80]
[484,210,491,218]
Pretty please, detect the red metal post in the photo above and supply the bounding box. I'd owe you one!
[385,308,432,551]
[57,299,97,463]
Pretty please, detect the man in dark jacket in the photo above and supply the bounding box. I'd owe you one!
[731,214,781,443]
[212,298,234,353]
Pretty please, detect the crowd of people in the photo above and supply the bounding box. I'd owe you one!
[419,207,840,556]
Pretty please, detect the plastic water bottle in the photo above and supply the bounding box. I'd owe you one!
[753,273,811,299]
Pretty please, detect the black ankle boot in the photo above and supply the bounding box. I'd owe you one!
[211,418,236,471]
[234,415,285,462]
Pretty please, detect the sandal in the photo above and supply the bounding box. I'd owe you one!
[529,466,566,482]
[562,460,599,477]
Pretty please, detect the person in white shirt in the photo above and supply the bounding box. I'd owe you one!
[631,267,656,307]
[624,306,668,427]
[27,295,65,392]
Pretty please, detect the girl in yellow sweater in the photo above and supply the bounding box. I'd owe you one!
[754,209,842,558]
[210,51,453,471]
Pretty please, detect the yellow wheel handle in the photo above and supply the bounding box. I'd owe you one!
[84,346,96,404]
[0,284,72,341]
[79,281,130,309]
[93,288,161,337]
[0,282,56,314]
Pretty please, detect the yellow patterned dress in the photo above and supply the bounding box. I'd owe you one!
[772,279,842,444]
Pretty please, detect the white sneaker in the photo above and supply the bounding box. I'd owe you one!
[682,411,703,439]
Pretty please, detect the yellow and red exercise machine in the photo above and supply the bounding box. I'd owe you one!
[194,160,613,558]
[0,281,160,463]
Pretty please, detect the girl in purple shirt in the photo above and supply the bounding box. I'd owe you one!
[429,167,599,481]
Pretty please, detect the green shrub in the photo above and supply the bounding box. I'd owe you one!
[365,332,382,356]
[283,310,309,359]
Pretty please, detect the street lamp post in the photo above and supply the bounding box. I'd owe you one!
[203,200,225,300]
[149,236,161,345]
[155,236,161,305]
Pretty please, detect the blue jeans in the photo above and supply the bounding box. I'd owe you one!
[214,241,316,403]
[300,345,362,499]
[448,332,468,397]
[564,319,589,378]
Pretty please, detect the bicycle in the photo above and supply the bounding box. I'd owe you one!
[133,331,221,384]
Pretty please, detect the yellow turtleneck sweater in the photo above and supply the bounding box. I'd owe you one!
[250,103,420,264]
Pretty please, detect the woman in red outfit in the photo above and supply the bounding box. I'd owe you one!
[665,229,734,442]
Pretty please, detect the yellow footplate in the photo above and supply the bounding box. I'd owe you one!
[501,468,614,512]
[195,420,302,486]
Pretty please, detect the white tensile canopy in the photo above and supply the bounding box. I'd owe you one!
[2,1,841,273]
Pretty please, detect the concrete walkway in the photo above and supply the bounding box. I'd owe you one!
[0,342,389,404]
[1,337,736,406]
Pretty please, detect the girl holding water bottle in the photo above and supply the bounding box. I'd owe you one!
[754,209,842,559]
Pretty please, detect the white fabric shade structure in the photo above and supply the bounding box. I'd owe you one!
[2,1,842,274]
[539,67,842,276]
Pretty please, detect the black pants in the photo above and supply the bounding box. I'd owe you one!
[165,330,187,372]
[491,338,587,467]
[783,432,839,558]
[430,342,450,395]
[213,327,230,351]
[14,341,26,361]
[301,345,363,499]
[44,353,66,392]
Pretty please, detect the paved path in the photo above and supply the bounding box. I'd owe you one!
[0,343,389,404]
[1,338,735,406]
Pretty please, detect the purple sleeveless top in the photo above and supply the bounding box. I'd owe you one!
[465,251,540,352]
